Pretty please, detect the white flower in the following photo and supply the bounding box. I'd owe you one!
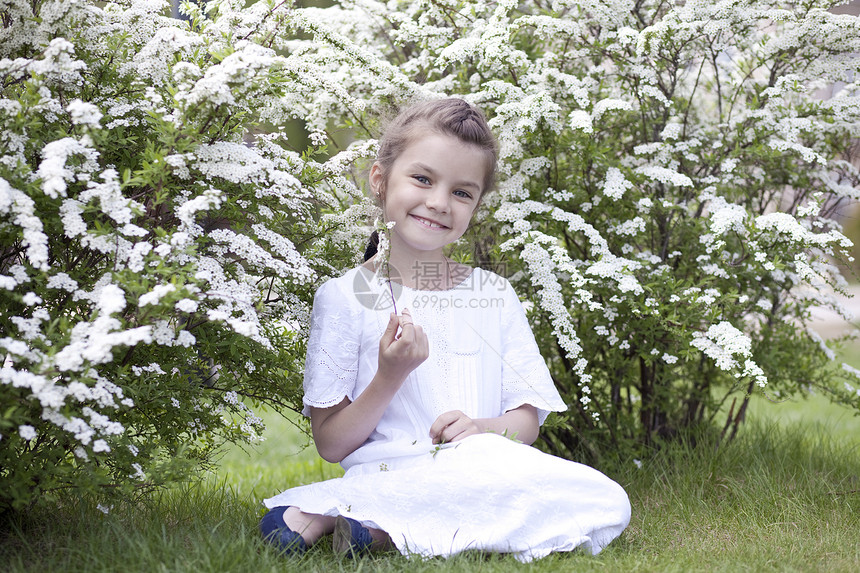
[636,166,693,188]
[46,272,78,292]
[721,158,738,173]
[22,292,42,306]
[660,122,682,140]
[708,196,746,236]
[36,137,98,199]
[0,179,50,270]
[602,168,633,200]
[19,425,36,441]
[131,363,165,376]
[97,284,126,315]
[569,109,593,133]
[175,298,198,313]
[176,330,196,347]
[129,463,146,480]
[66,100,103,128]
[92,439,111,453]
[592,98,632,120]
[176,188,223,226]
[139,284,176,307]
[611,217,646,237]
[690,322,766,386]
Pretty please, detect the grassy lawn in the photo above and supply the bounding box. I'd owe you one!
[2,392,858,573]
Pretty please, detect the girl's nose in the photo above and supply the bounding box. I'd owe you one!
[424,187,450,212]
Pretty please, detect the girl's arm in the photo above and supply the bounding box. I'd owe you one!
[429,404,539,446]
[310,309,428,463]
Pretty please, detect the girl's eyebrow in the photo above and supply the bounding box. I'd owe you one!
[409,162,482,191]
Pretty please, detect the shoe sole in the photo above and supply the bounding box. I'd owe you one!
[332,516,353,554]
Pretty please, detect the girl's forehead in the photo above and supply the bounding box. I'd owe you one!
[402,132,475,153]
[396,135,487,180]
[403,132,490,162]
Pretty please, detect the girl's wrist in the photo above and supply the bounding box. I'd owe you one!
[371,368,407,391]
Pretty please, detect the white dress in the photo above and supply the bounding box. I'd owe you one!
[264,266,631,562]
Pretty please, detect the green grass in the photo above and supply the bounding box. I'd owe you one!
[2,403,859,572]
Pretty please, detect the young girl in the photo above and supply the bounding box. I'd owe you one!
[259,99,631,562]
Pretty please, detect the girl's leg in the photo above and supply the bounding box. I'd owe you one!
[264,506,392,553]
[282,506,336,545]
[367,527,393,550]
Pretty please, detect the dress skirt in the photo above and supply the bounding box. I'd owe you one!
[263,433,631,562]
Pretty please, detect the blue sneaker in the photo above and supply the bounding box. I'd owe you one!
[332,516,373,557]
[259,506,307,556]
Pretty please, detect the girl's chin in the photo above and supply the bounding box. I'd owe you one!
[390,235,451,256]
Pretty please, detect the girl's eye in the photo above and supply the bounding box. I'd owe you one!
[413,175,430,185]
[454,189,473,199]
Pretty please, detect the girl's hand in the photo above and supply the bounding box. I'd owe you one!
[377,308,429,384]
[429,410,481,444]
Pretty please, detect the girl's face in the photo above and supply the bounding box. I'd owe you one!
[370,133,486,258]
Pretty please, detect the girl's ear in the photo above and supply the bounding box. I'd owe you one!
[369,162,384,199]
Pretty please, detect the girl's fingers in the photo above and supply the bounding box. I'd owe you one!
[396,308,415,341]
[378,309,428,383]
[436,423,462,444]
[429,411,454,435]
[429,410,463,442]
[379,312,399,349]
[413,325,427,352]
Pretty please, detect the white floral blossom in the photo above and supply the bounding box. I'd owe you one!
[175,299,198,313]
[138,284,176,307]
[18,425,36,441]
[708,196,747,236]
[569,109,593,133]
[0,179,50,270]
[691,322,767,387]
[602,168,633,200]
[176,188,224,227]
[66,100,103,127]
[36,137,99,199]
[592,98,633,120]
[129,463,146,481]
[636,165,693,188]
[21,292,42,306]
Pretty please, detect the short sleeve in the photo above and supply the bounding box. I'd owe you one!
[500,279,567,425]
[301,278,362,416]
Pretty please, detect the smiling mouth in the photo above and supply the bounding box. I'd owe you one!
[411,215,448,229]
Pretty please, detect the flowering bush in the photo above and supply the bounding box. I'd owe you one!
[0,0,374,509]
[268,0,860,457]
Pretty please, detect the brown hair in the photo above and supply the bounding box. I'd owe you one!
[374,98,498,198]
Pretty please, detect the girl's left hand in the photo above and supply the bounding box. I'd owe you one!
[429,410,481,444]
